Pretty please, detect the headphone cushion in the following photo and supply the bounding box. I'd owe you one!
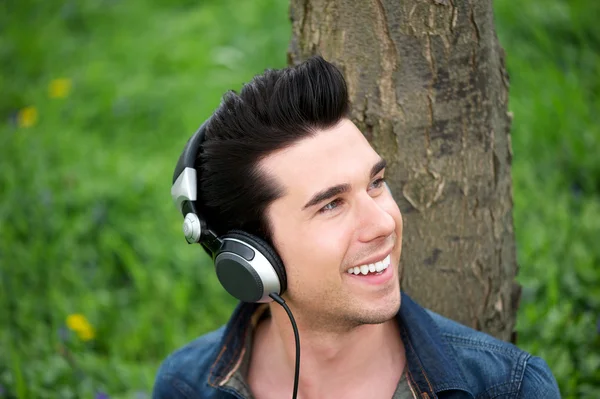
[224,229,287,293]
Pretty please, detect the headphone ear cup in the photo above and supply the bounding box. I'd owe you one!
[215,230,287,303]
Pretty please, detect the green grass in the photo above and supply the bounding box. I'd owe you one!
[0,1,290,397]
[494,1,600,396]
[1,0,598,398]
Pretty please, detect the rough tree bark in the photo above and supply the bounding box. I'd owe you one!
[288,0,519,341]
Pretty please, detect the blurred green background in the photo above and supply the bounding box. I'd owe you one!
[1,0,598,398]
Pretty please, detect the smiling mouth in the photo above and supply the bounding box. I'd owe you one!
[346,254,391,276]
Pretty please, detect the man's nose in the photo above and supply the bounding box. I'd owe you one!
[356,194,395,243]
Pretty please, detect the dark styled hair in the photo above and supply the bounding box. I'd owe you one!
[196,55,349,246]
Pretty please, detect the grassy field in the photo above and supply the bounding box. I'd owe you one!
[1,0,598,398]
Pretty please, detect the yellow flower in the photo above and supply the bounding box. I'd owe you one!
[77,327,95,341]
[49,78,72,99]
[66,313,95,341]
[17,106,38,128]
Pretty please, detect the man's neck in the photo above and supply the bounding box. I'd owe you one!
[249,304,406,399]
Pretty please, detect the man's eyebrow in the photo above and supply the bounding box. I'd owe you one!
[370,158,387,178]
[302,184,350,210]
[302,158,387,211]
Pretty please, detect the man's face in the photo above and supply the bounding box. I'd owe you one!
[261,118,403,330]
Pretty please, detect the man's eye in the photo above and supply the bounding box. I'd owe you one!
[370,177,386,189]
[318,198,342,214]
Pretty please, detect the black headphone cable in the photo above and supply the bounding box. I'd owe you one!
[269,293,300,399]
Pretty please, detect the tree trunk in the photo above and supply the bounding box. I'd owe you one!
[288,0,519,341]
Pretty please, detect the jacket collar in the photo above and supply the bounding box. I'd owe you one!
[209,292,474,398]
[396,293,473,398]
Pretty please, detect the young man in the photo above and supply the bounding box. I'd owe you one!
[153,56,560,398]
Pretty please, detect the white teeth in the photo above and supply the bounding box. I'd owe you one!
[346,254,392,275]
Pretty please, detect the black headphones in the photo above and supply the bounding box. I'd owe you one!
[170,119,287,303]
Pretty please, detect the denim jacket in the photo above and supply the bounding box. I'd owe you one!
[152,293,560,398]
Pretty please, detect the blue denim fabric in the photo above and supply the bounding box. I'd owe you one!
[152,293,560,398]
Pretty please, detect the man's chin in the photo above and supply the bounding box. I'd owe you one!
[354,292,402,325]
